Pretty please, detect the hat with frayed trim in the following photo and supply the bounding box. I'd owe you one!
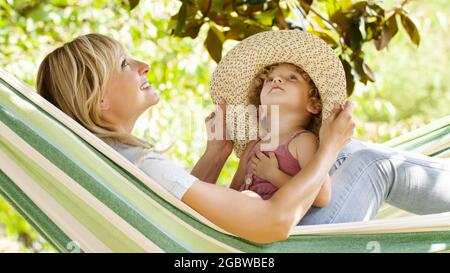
[209,30,347,157]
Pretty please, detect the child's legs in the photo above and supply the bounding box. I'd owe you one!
[298,145,450,225]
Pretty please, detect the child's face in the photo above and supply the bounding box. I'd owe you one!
[260,63,312,111]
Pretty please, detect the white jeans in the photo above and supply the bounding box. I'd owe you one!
[298,139,450,225]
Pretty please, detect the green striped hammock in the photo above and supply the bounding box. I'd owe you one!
[0,68,449,253]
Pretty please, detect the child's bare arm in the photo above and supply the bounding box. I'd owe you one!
[294,132,331,208]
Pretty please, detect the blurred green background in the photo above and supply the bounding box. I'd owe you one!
[0,0,449,252]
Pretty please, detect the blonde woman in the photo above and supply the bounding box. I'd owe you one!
[36,33,450,244]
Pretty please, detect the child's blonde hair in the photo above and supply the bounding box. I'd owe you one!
[36,33,153,153]
[248,63,322,135]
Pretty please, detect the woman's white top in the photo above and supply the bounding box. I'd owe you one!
[111,141,198,200]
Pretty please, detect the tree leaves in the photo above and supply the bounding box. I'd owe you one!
[341,58,355,96]
[400,13,420,46]
[362,60,375,82]
[5,0,422,96]
[205,25,223,63]
[298,0,314,14]
[174,1,187,36]
[352,53,375,85]
[311,30,338,47]
[167,0,419,95]
[374,14,398,50]
[128,0,140,10]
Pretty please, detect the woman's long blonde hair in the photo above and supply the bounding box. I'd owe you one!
[36,33,153,151]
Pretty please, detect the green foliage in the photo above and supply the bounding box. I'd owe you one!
[0,0,448,252]
[163,0,421,95]
[0,198,52,252]
[351,0,450,142]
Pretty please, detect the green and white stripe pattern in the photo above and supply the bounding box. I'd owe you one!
[1,68,449,253]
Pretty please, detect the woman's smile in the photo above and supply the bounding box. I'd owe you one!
[141,84,158,98]
[140,81,150,90]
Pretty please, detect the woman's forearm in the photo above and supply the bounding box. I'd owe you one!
[182,180,288,243]
[183,144,341,244]
[269,144,339,229]
[268,170,291,188]
[191,149,229,184]
[270,170,331,207]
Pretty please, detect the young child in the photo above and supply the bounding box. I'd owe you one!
[229,62,332,207]
[209,30,348,207]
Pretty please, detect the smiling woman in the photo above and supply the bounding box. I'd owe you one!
[36,34,156,151]
[100,52,159,134]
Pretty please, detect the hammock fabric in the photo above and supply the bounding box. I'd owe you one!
[0,68,449,253]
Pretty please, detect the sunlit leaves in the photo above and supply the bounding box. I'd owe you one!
[400,12,420,46]
[205,24,223,63]
[169,0,420,96]
[174,0,187,36]
[374,14,398,50]
[129,0,140,10]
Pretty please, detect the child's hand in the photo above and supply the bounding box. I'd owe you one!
[251,151,279,181]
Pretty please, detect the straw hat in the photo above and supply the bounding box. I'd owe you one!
[209,30,347,157]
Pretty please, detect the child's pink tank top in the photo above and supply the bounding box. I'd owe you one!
[239,130,310,200]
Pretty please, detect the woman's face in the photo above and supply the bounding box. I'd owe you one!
[101,50,159,126]
[260,63,311,111]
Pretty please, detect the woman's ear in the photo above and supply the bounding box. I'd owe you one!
[306,97,322,115]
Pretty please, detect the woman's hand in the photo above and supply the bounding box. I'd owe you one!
[191,100,233,183]
[204,100,234,158]
[319,100,356,153]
